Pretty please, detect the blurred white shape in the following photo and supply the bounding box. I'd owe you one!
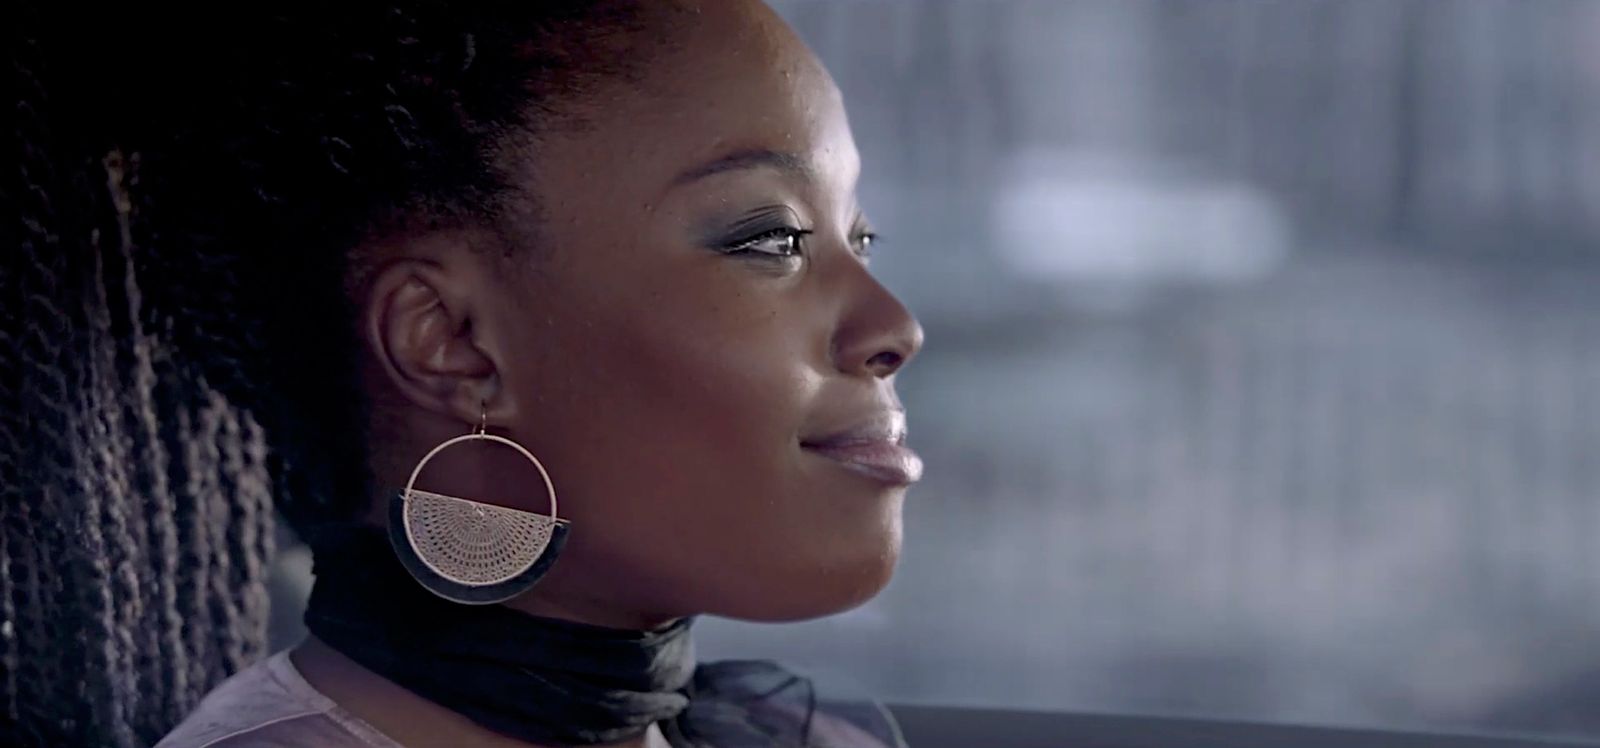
[991,149,1292,287]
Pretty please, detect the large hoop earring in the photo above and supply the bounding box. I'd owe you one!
[386,404,570,605]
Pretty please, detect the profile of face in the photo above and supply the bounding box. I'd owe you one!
[355,0,923,627]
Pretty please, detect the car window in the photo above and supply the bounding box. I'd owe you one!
[689,3,1600,744]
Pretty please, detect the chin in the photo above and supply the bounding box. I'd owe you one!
[714,537,903,624]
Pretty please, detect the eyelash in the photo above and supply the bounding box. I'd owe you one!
[725,227,812,258]
[723,227,879,260]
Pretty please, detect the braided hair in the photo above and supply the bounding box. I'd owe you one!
[3,4,662,745]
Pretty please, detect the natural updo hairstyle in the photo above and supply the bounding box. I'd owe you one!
[3,3,664,745]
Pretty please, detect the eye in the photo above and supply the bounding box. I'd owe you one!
[725,227,811,258]
[853,231,878,259]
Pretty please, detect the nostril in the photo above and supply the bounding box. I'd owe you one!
[865,350,903,376]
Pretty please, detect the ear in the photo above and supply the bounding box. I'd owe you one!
[359,251,503,428]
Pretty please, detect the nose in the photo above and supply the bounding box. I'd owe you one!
[831,269,924,379]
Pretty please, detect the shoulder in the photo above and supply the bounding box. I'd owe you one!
[156,712,367,748]
[810,700,908,748]
[155,651,399,748]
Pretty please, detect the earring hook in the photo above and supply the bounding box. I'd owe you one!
[476,400,488,436]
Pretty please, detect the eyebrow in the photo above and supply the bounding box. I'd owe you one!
[671,148,814,186]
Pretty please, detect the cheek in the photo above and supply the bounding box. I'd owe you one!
[602,274,814,458]
[611,285,816,519]
[503,254,902,619]
[512,271,812,546]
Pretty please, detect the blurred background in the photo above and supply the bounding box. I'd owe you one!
[271,1,1600,743]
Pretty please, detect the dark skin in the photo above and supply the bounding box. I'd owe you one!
[292,2,922,746]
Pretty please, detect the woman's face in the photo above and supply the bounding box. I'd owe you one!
[367,0,922,626]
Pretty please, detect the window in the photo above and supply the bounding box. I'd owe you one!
[688,2,1600,744]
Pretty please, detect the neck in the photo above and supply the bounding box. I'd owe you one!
[502,584,680,633]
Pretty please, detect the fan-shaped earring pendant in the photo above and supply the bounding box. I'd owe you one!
[387,431,570,605]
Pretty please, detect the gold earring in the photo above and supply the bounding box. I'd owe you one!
[386,401,570,604]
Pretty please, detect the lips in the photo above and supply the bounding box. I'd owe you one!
[801,410,924,486]
[802,440,924,486]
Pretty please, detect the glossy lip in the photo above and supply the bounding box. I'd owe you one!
[801,410,924,486]
[802,409,907,448]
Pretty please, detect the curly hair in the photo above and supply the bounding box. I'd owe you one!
[3,3,664,745]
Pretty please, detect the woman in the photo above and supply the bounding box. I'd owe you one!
[4,1,921,746]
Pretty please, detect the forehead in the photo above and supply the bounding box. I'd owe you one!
[514,0,860,209]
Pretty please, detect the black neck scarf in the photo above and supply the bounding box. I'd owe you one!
[302,525,903,748]
[303,525,694,746]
